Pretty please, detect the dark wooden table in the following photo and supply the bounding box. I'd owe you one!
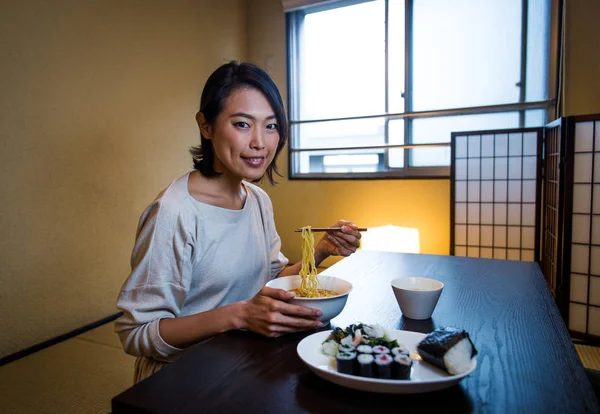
[112,250,599,413]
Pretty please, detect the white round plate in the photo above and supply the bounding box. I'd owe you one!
[296,329,476,394]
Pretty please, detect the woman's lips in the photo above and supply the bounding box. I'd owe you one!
[242,156,266,167]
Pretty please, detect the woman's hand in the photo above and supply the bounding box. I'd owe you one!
[314,220,362,264]
[238,286,323,338]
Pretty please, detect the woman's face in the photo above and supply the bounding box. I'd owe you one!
[200,87,280,182]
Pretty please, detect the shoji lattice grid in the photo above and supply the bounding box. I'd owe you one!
[567,119,600,338]
[541,120,563,297]
[451,129,542,262]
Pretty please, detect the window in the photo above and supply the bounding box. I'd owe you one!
[287,0,555,179]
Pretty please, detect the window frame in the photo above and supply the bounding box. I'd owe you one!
[286,0,558,180]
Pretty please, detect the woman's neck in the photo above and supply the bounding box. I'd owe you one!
[187,170,247,210]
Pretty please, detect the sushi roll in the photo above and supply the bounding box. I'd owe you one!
[374,354,394,379]
[372,345,390,355]
[336,351,357,375]
[417,327,478,375]
[393,354,412,379]
[391,346,410,357]
[339,344,356,353]
[357,353,375,377]
[356,344,373,354]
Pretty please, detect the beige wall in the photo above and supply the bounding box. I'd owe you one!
[0,0,247,357]
[563,0,600,116]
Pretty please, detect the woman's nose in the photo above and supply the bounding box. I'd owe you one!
[250,130,265,149]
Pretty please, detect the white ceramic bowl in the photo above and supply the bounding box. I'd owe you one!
[391,277,444,320]
[265,275,352,324]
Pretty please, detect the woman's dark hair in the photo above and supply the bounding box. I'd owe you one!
[190,61,288,185]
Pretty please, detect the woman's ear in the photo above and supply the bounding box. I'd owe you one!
[196,112,212,140]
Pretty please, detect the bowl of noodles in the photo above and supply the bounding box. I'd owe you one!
[266,274,352,324]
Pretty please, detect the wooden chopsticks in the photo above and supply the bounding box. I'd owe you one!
[294,227,368,232]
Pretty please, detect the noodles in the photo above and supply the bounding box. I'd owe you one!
[293,226,337,298]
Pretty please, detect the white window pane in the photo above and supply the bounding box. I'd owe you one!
[508,204,521,225]
[468,225,480,245]
[495,180,507,202]
[455,135,468,158]
[569,303,587,333]
[522,180,536,202]
[481,135,494,157]
[574,153,592,183]
[412,0,521,111]
[456,181,467,202]
[508,157,522,179]
[468,158,481,179]
[388,119,405,168]
[594,185,600,214]
[494,226,507,247]
[509,133,523,156]
[571,273,589,303]
[411,113,519,167]
[455,225,467,245]
[495,134,508,156]
[468,135,481,157]
[481,203,494,224]
[455,159,467,179]
[481,225,493,246]
[523,132,538,156]
[388,0,405,113]
[481,182,494,201]
[595,154,600,182]
[468,181,480,202]
[572,215,590,245]
[494,204,507,225]
[297,118,385,150]
[468,203,480,224]
[522,156,537,179]
[301,1,385,119]
[455,203,467,224]
[575,121,594,152]
[522,227,535,249]
[596,121,600,151]
[573,184,591,214]
[522,204,536,226]
[571,244,589,274]
[495,157,508,179]
[508,180,522,202]
[508,226,521,248]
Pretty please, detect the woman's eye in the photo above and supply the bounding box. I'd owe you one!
[234,121,250,128]
[266,123,277,130]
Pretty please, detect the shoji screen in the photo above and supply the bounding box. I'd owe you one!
[450,128,543,261]
[565,117,600,340]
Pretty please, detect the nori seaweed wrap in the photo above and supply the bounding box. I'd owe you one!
[393,354,412,379]
[374,354,394,379]
[417,327,477,375]
[336,351,357,375]
[357,353,375,377]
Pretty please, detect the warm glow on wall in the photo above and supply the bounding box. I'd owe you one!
[360,225,420,254]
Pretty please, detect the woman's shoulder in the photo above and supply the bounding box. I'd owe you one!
[143,173,194,219]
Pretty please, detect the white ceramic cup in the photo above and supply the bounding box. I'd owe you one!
[391,277,444,320]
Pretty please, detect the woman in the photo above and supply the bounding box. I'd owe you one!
[115,61,361,383]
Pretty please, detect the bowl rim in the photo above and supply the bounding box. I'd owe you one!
[390,276,444,291]
[267,274,353,300]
